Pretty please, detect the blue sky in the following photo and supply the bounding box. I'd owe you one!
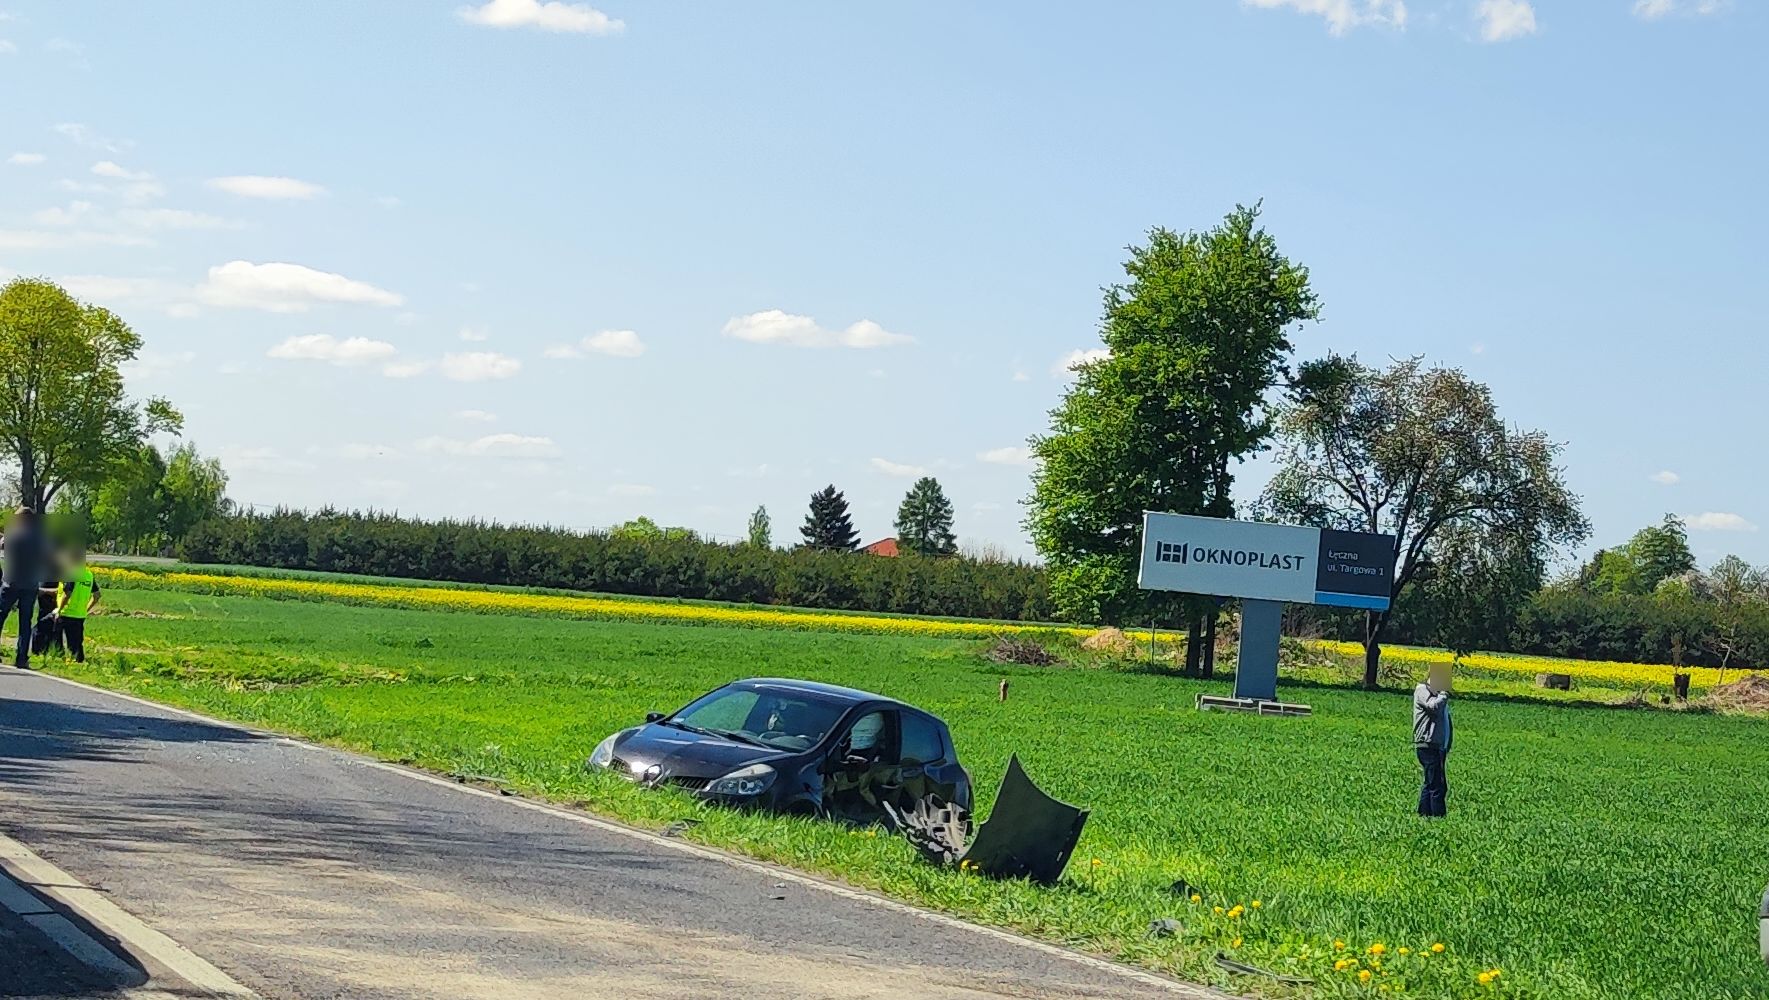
[0,0,1762,565]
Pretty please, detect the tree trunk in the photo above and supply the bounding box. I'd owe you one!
[1201,608,1218,679]
[1361,609,1387,689]
[1184,613,1203,678]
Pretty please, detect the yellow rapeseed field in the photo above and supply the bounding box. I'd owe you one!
[95,567,1097,640]
[1312,639,1748,689]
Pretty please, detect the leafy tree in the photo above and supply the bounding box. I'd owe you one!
[1261,356,1589,688]
[1580,548,1643,596]
[91,445,167,552]
[800,485,859,551]
[1027,204,1318,628]
[610,516,695,542]
[895,477,957,556]
[1414,523,1544,662]
[0,278,181,510]
[159,442,231,542]
[747,505,772,548]
[1627,514,1696,592]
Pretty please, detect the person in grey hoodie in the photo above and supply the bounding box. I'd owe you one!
[1413,663,1453,817]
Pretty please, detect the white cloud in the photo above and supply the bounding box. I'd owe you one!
[607,483,656,497]
[1684,512,1758,533]
[52,123,127,153]
[458,409,498,423]
[219,446,315,476]
[1475,0,1536,42]
[458,326,489,342]
[117,208,240,230]
[871,457,928,478]
[91,160,150,181]
[1634,0,1729,18]
[457,0,624,34]
[1243,0,1407,35]
[0,229,151,250]
[31,201,96,226]
[7,152,44,166]
[381,361,431,379]
[267,334,399,367]
[438,351,521,381]
[417,433,561,459]
[0,40,14,54]
[1053,347,1109,378]
[1011,370,1030,382]
[722,310,912,350]
[207,175,327,200]
[978,446,1034,468]
[1650,470,1680,485]
[197,261,404,312]
[545,329,646,359]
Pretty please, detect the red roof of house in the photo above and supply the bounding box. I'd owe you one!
[861,537,900,557]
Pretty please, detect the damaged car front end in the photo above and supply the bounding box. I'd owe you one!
[589,677,974,821]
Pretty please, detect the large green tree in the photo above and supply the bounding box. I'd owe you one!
[1026,204,1318,629]
[895,477,957,556]
[159,442,231,542]
[0,278,181,510]
[799,485,858,551]
[1261,356,1589,687]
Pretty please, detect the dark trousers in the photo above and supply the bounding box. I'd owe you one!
[1416,747,1449,817]
[60,618,84,663]
[30,592,58,655]
[0,585,36,668]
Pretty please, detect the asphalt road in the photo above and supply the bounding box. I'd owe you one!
[0,669,1214,1000]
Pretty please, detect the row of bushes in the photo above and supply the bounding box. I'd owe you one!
[179,509,1055,622]
[1313,587,1769,669]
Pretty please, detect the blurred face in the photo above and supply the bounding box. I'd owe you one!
[1428,665,1452,690]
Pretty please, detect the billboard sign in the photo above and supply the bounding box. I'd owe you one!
[1138,512,1394,610]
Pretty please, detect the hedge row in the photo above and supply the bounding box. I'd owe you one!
[178,509,1055,622]
[1315,586,1769,670]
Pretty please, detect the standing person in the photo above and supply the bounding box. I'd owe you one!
[30,555,63,657]
[1413,663,1453,817]
[55,549,98,663]
[0,508,46,669]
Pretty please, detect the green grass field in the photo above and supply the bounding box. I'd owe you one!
[29,579,1769,1000]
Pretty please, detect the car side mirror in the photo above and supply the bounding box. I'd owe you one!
[645,712,664,723]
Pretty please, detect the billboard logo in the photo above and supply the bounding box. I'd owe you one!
[1155,540,1188,565]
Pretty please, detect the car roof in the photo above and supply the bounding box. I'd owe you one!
[735,677,904,707]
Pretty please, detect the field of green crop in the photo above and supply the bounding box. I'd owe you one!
[27,575,1769,1000]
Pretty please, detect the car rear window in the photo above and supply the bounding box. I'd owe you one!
[901,713,945,765]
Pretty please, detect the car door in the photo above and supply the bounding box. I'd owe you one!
[823,709,902,822]
[898,710,959,809]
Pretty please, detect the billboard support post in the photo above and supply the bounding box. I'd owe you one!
[1233,599,1282,702]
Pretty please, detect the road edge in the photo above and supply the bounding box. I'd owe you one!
[0,829,255,997]
[21,667,1223,999]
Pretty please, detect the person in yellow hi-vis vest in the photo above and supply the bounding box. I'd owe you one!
[55,549,99,663]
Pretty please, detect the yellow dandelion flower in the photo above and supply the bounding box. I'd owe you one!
[1250,900,1261,909]
[1478,972,1495,986]
[1231,937,1242,948]
[1190,893,1202,904]
[1227,905,1244,919]
[1334,940,1346,951]
[1398,947,1411,956]
[1431,943,1446,954]
[1214,906,1224,915]
[1359,970,1373,983]
[1090,858,1102,868]
[1368,943,1386,956]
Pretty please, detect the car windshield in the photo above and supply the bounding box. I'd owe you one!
[668,686,852,751]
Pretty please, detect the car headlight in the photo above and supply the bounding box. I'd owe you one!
[588,733,619,769]
[705,763,776,797]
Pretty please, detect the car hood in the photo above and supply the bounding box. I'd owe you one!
[611,724,791,780]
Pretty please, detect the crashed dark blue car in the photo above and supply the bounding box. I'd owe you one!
[588,677,974,822]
